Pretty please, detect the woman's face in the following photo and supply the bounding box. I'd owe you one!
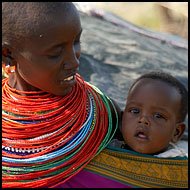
[122,78,181,154]
[8,5,82,96]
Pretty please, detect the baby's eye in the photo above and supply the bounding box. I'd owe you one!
[154,113,167,120]
[129,108,139,114]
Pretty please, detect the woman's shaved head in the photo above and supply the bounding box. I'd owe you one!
[2,2,76,47]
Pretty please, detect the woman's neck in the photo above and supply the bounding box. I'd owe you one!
[8,72,41,92]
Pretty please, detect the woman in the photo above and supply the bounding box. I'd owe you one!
[2,2,120,188]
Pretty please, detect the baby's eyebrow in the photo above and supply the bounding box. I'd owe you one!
[151,106,170,114]
[126,101,141,106]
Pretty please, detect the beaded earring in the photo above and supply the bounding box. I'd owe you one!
[4,63,15,74]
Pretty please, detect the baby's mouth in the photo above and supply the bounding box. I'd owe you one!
[135,128,149,140]
[136,132,147,139]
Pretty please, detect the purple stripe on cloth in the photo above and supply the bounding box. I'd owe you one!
[54,169,131,188]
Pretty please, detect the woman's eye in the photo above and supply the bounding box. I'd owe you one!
[74,40,81,45]
[47,53,61,59]
[129,108,139,114]
[154,113,167,120]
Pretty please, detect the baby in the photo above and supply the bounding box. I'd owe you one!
[111,72,188,158]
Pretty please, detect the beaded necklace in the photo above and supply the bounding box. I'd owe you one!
[2,74,118,188]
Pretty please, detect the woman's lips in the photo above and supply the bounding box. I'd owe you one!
[64,75,74,81]
[60,75,76,85]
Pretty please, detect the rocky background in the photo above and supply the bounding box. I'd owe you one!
[76,7,188,153]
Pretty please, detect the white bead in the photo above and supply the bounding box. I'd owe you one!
[18,149,22,153]
[37,148,40,152]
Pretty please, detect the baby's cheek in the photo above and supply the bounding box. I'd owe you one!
[122,124,132,142]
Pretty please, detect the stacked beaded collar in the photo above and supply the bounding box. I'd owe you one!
[2,74,118,188]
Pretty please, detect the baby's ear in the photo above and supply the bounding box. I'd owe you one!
[171,122,186,143]
[119,111,124,131]
[121,110,124,118]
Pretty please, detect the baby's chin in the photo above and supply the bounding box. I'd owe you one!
[132,147,167,155]
[126,144,159,155]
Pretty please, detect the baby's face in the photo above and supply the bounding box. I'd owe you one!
[11,5,82,96]
[122,78,181,154]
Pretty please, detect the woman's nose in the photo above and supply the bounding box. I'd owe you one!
[63,49,79,70]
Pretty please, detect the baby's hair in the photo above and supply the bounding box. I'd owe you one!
[2,2,74,47]
[128,72,188,123]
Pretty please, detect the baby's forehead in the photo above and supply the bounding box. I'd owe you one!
[131,78,176,92]
[127,78,181,103]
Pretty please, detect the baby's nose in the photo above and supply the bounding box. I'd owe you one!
[138,116,150,126]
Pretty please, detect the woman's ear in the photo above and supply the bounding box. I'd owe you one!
[171,122,186,143]
[2,42,16,66]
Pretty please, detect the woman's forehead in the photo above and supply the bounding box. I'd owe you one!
[30,4,80,35]
[16,6,81,51]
